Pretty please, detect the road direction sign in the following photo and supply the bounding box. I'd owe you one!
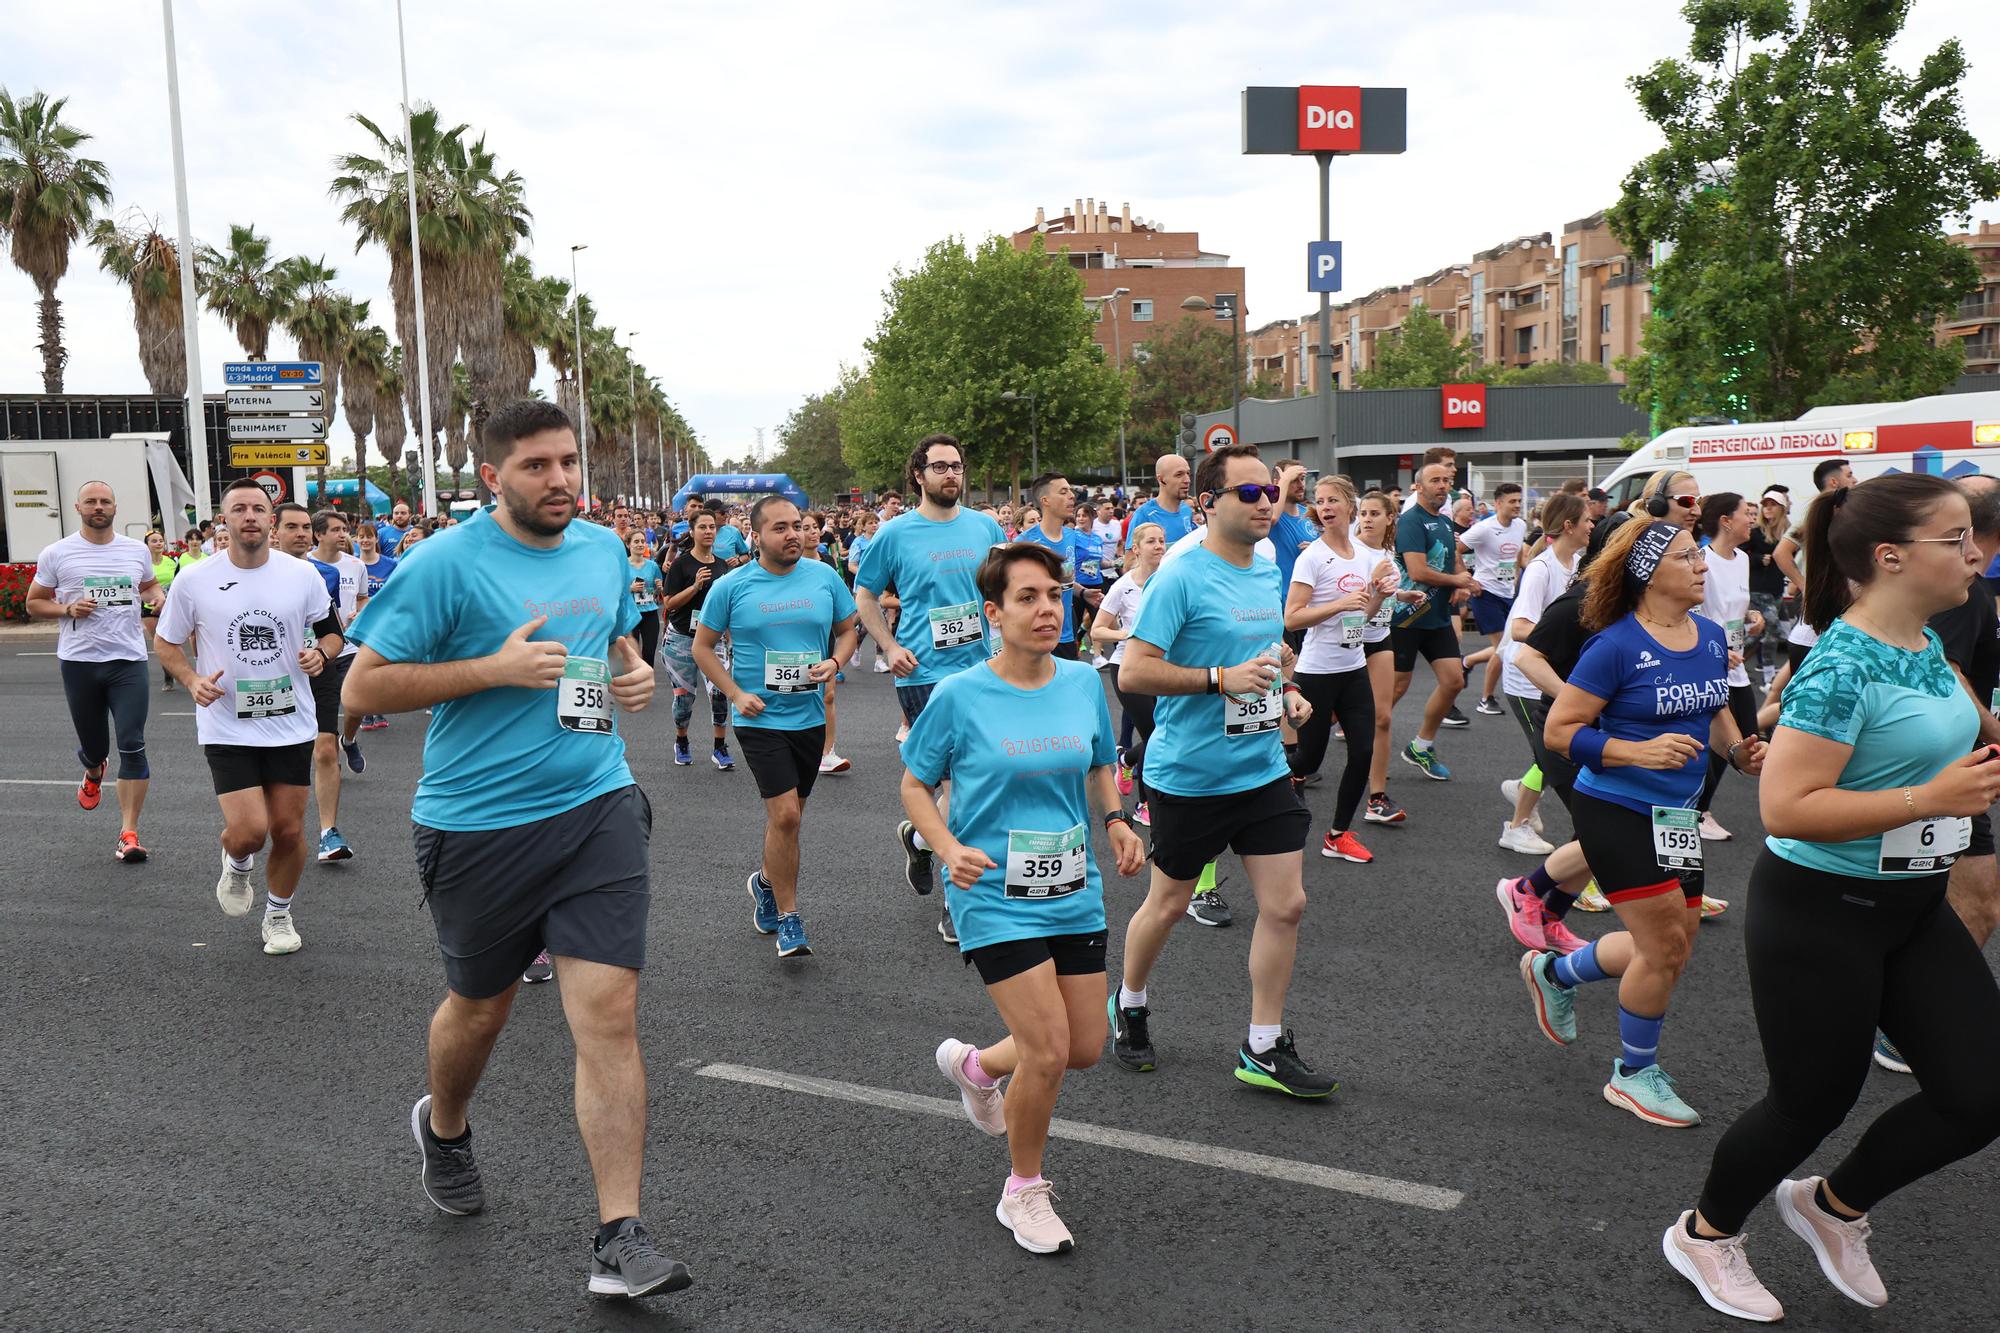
[231,444,329,467]
[249,470,288,503]
[224,361,323,387]
[1203,422,1237,453]
[228,416,327,442]
[1307,241,1343,293]
[227,387,326,413]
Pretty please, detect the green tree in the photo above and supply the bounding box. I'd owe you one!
[200,223,297,359]
[840,234,1125,501]
[1610,0,2000,428]
[771,379,855,504]
[90,209,195,396]
[1353,303,1491,389]
[1125,318,1260,462]
[1494,360,1611,386]
[0,89,112,391]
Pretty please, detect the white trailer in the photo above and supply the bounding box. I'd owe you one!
[0,434,198,561]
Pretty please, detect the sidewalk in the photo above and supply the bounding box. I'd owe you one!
[0,621,59,640]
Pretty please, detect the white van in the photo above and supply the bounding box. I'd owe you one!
[1600,388,2000,511]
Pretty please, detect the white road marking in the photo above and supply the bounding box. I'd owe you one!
[694,1062,1463,1211]
[0,779,78,786]
[15,651,59,656]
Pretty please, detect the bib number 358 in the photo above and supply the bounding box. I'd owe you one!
[557,657,614,734]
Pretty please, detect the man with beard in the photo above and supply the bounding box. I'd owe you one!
[27,481,165,862]
[693,496,858,959]
[155,480,344,955]
[855,433,1008,943]
[342,400,688,1300]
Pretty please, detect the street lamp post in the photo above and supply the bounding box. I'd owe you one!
[570,244,590,508]
[160,0,209,519]
[395,0,438,519]
[999,389,1039,485]
[627,331,641,506]
[1090,286,1132,492]
[1181,294,1241,443]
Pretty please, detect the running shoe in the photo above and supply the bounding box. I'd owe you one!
[114,830,148,864]
[1871,1033,1911,1075]
[1440,706,1471,728]
[1542,913,1587,957]
[1109,996,1155,1072]
[161,675,175,692]
[78,767,103,812]
[995,1180,1073,1255]
[1116,762,1135,797]
[1519,950,1576,1045]
[1131,801,1150,827]
[1497,877,1548,952]
[747,871,779,934]
[934,1037,1006,1136]
[1700,895,1729,920]
[937,900,958,945]
[1321,830,1373,863]
[410,1094,485,1216]
[1575,879,1611,912]
[522,950,554,984]
[1475,696,1504,716]
[215,853,255,918]
[342,738,365,774]
[1500,778,1545,835]
[710,746,734,771]
[1401,743,1451,780]
[673,736,692,766]
[1498,821,1556,856]
[1661,1213,1784,1324]
[588,1219,694,1298]
[1775,1176,1887,1308]
[1364,794,1406,824]
[261,910,302,956]
[1092,653,1110,670]
[775,912,811,958]
[895,723,910,743]
[1186,889,1232,927]
[366,714,389,731]
[817,752,851,775]
[872,658,891,673]
[897,820,935,895]
[1604,1060,1701,1127]
[1700,812,1732,841]
[317,827,354,863]
[1233,1031,1339,1098]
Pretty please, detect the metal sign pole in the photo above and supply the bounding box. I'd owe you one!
[395,0,437,519]
[160,0,210,520]
[1317,151,1334,472]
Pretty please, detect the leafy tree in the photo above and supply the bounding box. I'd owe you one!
[200,223,296,359]
[840,234,1125,500]
[1353,303,1492,389]
[1495,360,1611,386]
[1125,317,1265,463]
[771,378,855,505]
[1610,0,2000,428]
[0,89,111,392]
[90,209,195,396]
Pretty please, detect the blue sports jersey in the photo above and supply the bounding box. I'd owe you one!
[362,553,398,597]
[628,558,662,613]
[1393,503,1459,630]
[1569,613,1731,815]
[345,508,640,831]
[1075,532,1105,589]
[697,558,856,729]
[900,657,1115,951]
[853,508,1008,686]
[713,523,750,563]
[1129,545,1289,797]
[306,555,342,602]
[1271,505,1318,594]
[1125,498,1194,549]
[1015,523,1085,643]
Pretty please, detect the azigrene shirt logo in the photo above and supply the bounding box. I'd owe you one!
[227,609,290,667]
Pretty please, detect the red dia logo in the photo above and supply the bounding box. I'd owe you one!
[1298,87,1362,151]
[1442,383,1486,429]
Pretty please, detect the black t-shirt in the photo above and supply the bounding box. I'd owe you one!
[1743,527,1784,597]
[1928,577,2000,707]
[664,550,722,635]
[1524,579,1593,700]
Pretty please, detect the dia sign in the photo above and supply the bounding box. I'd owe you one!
[1442,383,1487,429]
[1297,86,1362,152]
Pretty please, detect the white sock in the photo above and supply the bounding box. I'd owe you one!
[265,892,292,917]
[911,830,932,852]
[1119,985,1148,1010]
[1410,736,1434,752]
[227,852,254,872]
[1248,1023,1283,1055]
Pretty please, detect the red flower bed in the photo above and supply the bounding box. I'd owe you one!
[0,563,38,621]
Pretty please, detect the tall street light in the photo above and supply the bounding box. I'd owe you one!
[160,0,209,519]
[395,0,438,518]
[570,244,590,507]
[1182,294,1241,443]
[999,389,1039,492]
[627,331,641,506]
[1088,286,1132,492]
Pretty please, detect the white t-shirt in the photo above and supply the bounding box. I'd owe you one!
[1099,572,1149,665]
[31,532,155,664]
[1291,539,1390,674]
[1700,544,1752,688]
[156,551,334,748]
[1093,517,1123,547]
[1161,525,1277,568]
[1461,516,1527,599]
[312,551,368,658]
[1501,547,1580,699]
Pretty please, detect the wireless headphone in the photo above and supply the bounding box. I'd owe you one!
[1643,470,1692,518]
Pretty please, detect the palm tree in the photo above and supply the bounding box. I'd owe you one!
[444,360,473,489]
[278,259,366,499]
[375,345,409,501]
[0,89,113,392]
[499,256,562,400]
[342,323,389,507]
[200,223,296,359]
[89,209,193,395]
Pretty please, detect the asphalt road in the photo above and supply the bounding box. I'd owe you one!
[1,639,1994,1332]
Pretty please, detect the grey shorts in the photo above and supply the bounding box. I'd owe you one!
[413,784,652,999]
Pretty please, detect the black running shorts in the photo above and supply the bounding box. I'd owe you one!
[1147,775,1310,881]
[1572,790,1703,906]
[204,741,314,795]
[1391,623,1461,673]
[737,723,825,801]
[965,930,1107,986]
[309,654,352,736]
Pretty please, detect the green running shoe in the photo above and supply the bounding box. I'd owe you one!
[1400,742,1451,780]
[1520,950,1576,1045]
[1233,1031,1338,1098]
[1604,1060,1701,1128]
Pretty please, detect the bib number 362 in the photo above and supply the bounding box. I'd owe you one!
[557,657,614,734]
[928,600,983,650]
[1652,806,1703,871]
[1879,816,1970,874]
[1005,825,1087,899]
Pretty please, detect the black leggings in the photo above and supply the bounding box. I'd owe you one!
[1506,692,1575,813]
[60,658,150,779]
[632,611,660,666]
[1696,683,1757,813]
[1289,667,1375,833]
[1115,687,1157,803]
[1695,851,2000,1234]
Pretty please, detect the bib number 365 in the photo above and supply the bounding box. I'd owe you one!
[557,657,614,734]
[1223,688,1281,737]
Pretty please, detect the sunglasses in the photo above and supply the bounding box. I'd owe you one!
[1212,483,1282,505]
[1669,494,1701,510]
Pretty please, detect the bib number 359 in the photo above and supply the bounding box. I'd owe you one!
[557,657,614,734]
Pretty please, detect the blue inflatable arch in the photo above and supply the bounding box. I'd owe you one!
[670,473,810,511]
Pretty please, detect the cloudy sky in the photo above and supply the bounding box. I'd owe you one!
[4,0,1996,466]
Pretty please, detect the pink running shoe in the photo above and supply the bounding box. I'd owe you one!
[1132,801,1150,827]
[1116,762,1135,797]
[1542,912,1587,957]
[1662,1213,1784,1323]
[1776,1176,1887,1308]
[1495,876,1547,951]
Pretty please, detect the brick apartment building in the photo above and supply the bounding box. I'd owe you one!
[1943,219,2000,375]
[1011,199,1249,380]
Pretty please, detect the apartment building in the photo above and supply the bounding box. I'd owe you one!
[1944,219,2000,375]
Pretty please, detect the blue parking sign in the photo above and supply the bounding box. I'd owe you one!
[1307,241,1342,294]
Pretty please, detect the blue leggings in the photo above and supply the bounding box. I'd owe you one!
[61,658,150,779]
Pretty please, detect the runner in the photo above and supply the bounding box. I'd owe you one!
[155,478,345,956]
[799,509,855,775]
[1015,473,1088,661]
[1124,454,1195,550]
[1461,482,1527,715]
[693,495,858,959]
[660,510,733,770]
[907,542,1145,1253]
[626,532,663,666]
[1390,461,1478,783]
[353,522,398,730]
[26,481,163,862]
[1523,518,1765,1128]
[341,399,690,1300]
[852,433,1007,944]
[1693,494,1764,842]
[1496,491,1592,856]
[143,530,178,690]
[1665,472,2000,1323]
[1353,491,1414,827]
[1092,522,1166,828]
[1772,459,1856,677]
[374,500,414,552]
[303,508,370,860]
[1110,443,1335,1096]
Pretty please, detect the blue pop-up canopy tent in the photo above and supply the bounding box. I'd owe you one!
[305,476,395,513]
[670,473,810,511]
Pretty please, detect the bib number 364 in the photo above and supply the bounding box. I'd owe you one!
[557,657,614,734]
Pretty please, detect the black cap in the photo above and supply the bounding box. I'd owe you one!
[1586,487,1609,502]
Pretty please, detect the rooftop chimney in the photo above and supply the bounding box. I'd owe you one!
[1122,201,1131,231]
[1035,205,1045,227]
[1086,198,1096,233]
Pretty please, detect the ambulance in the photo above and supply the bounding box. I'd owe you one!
[1600,387,2000,511]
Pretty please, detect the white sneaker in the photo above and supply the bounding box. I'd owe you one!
[1091,653,1109,670]
[1498,820,1555,856]
[817,752,852,775]
[215,853,255,917]
[895,724,909,744]
[1500,779,1545,835]
[872,659,891,674]
[261,909,302,955]
[934,1038,1006,1136]
[1700,812,1732,841]
[995,1179,1074,1255]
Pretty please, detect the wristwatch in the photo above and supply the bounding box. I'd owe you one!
[1103,810,1134,830]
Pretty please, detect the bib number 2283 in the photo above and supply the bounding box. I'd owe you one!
[557,657,614,734]
[1651,806,1702,871]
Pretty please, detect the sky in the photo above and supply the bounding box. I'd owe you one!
[3,0,1996,470]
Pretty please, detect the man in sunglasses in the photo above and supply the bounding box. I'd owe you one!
[1390,461,1480,783]
[1111,443,1336,1098]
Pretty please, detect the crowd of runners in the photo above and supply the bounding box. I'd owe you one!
[23,400,2000,1318]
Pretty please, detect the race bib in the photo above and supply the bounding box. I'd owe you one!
[764,649,818,694]
[1337,612,1366,646]
[1368,599,1394,629]
[928,600,983,650]
[1060,558,1076,584]
[1079,558,1101,583]
[1652,806,1702,870]
[1726,619,1746,654]
[1879,816,1970,874]
[1005,825,1087,899]
[1494,560,1517,595]
[84,575,136,607]
[234,675,296,719]
[1224,687,1282,737]
[556,657,614,734]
